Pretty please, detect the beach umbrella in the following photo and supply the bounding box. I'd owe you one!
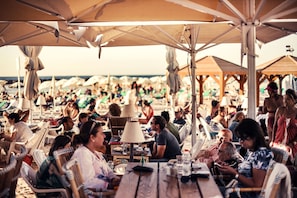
[119,76,132,86]
[56,79,68,87]
[0,80,7,86]
[62,77,85,88]
[137,77,151,86]
[166,46,181,110]
[20,46,44,100]
[38,80,52,91]
[83,75,105,86]
[100,76,119,85]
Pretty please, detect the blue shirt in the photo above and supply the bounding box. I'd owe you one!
[238,147,273,198]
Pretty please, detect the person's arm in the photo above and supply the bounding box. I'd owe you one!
[154,145,166,159]
[263,98,268,114]
[272,107,281,142]
[218,165,266,187]
[1,132,16,142]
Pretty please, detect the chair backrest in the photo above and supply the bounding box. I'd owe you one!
[260,161,291,198]
[63,158,87,198]
[178,123,191,144]
[0,140,16,164]
[271,147,289,164]
[63,158,115,198]
[0,156,16,197]
[20,162,70,198]
[108,116,129,137]
[26,121,50,155]
[32,149,47,168]
[10,144,28,197]
[54,147,74,175]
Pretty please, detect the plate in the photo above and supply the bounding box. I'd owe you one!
[114,164,127,175]
[113,147,122,152]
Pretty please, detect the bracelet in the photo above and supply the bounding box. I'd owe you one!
[235,173,239,179]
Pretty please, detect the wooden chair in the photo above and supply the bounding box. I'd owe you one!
[53,147,74,175]
[63,158,115,198]
[108,116,129,139]
[25,121,50,155]
[20,162,69,198]
[225,161,291,198]
[0,156,16,197]
[9,144,28,197]
[32,149,46,168]
[0,140,16,165]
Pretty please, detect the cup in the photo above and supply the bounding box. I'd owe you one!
[122,143,128,155]
[176,155,183,176]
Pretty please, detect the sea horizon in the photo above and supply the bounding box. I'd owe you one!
[0,74,164,84]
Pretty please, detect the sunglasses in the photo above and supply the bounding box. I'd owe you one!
[239,136,250,141]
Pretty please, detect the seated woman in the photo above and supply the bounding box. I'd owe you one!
[71,120,120,191]
[218,118,273,198]
[0,112,33,143]
[63,101,80,122]
[139,100,154,124]
[36,135,71,189]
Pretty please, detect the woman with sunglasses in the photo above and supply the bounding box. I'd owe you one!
[71,120,120,192]
[218,118,273,198]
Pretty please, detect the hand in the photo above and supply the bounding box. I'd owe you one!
[217,164,237,175]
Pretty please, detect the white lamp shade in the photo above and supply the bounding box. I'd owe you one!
[121,120,145,143]
[121,104,136,117]
[36,95,47,106]
[17,98,31,110]
[221,96,230,107]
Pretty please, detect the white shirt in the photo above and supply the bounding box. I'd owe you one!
[71,146,116,191]
[9,121,33,143]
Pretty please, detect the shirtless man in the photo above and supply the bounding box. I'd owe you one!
[263,81,283,142]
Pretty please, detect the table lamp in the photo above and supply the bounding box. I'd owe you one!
[121,119,145,162]
[121,104,136,118]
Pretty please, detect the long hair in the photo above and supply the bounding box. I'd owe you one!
[79,120,104,145]
[234,118,268,151]
[48,135,71,156]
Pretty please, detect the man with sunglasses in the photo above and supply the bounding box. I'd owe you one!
[151,116,181,161]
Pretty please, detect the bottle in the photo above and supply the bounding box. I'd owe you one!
[181,150,191,183]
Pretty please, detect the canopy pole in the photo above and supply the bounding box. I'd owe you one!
[246,1,257,119]
[190,25,197,147]
[16,57,21,100]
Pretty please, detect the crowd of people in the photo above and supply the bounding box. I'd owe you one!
[0,79,296,197]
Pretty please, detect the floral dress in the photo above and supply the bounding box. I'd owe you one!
[237,147,273,198]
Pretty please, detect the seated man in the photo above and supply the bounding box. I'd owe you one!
[161,111,181,144]
[151,116,181,161]
[195,128,233,165]
[211,141,243,187]
[173,106,186,128]
[60,116,79,138]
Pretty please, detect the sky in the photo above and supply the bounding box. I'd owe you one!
[0,34,296,77]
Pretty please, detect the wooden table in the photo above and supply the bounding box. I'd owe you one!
[111,145,152,162]
[115,162,223,198]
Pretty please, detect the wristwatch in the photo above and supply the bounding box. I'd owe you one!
[235,173,239,179]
